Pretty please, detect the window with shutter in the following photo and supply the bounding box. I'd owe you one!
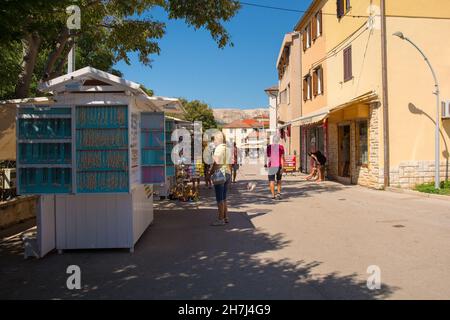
[303,77,308,101]
[304,25,311,49]
[317,11,322,37]
[312,17,317,40]
[319,67,324,94]
[302,29,307,51]
[313,70,318,96]
[343,46,352,82]
[313,66,324,96]
[337,0,344,18]
[308,25,312,47]
[307,75,312,100]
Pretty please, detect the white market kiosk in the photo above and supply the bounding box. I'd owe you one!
[16,67,183,257]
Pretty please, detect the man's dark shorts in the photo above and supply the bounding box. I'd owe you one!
[268,167,283,182]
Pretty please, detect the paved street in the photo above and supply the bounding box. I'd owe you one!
[1,164,450,299]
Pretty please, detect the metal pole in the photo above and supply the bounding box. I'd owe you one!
[68,32,76,74]
[380,0,390,188]
[402,37,441,189]
[68,44,75,74]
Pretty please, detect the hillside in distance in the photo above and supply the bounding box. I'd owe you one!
[213,108,269,125]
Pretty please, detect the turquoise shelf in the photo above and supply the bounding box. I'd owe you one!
[17,106,73,195]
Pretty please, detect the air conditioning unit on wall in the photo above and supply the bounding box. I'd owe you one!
[442,101,450,119]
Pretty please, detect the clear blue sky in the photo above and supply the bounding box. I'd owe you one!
[115,1,312,109]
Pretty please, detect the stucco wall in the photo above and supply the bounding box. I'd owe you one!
[298,0,329,116]
[277,35,302,124]
[0,196,37,229]
[386,15,450,176]
[322,0,382,111]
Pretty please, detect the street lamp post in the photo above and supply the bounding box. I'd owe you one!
[393,32,441,190]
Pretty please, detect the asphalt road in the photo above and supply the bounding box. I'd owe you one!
[1,164,450,299]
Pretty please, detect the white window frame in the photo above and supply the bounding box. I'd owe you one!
[317,68,323,95]
[307,76,312,100]
[306,25,311,49]
[316,13,322,37]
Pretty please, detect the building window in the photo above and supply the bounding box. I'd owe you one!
[303,75,312,101]
[313,66,324,96]
[357,120,369,166]
[280,89,288,104]
[343,46,353,82]
[287,84,291,105]
[337,0,351,18]
[303,24,311,51]
[313,11,322,40]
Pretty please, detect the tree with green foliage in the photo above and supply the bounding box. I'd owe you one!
[0,0,241,99]
[180,98,217,130]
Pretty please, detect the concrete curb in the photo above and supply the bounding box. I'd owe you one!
[386,187,450,202]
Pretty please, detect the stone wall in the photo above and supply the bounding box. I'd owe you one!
[390,161,449,189]
[327,103,384,189]
[0,196,37,230]
[355,103,384,189]
[327,122,339,178]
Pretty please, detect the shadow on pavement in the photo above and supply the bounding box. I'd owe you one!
[165,179,349,213]
[0,209,397,299]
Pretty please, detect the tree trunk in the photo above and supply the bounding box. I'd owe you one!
[15,31,41,99]
[42,28,70,81]
[46,40,73,80]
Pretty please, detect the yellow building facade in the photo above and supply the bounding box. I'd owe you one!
[276,33,302,168]
[278,0,450,189]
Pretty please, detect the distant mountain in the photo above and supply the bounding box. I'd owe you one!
[213,108,269,125]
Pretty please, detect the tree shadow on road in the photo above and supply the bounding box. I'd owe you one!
[0,209,397,300]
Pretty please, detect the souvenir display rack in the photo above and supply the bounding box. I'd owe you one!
[141,112,166,184]
[169,163,196,202]
[165,119,175,177]
[17,106,73,194]
[76,105,129,193]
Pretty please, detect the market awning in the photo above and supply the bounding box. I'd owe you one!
[139,96,185,114]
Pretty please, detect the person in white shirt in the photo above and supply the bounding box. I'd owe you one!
[209,132,232,226]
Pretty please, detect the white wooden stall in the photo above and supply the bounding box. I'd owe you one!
[16,67,183,256]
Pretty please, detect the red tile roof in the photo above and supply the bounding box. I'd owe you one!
[223,118,269,129]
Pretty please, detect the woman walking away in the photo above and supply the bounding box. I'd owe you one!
[210,133,232,226]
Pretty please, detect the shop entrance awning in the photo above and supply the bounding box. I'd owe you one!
[287,106,331,127]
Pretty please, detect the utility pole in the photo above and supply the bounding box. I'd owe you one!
[380,0,390,189]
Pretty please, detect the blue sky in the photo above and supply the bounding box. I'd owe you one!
[115,1,312,109]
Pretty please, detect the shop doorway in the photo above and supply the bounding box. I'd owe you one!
[301,126,325,174]
[338,124,351,178]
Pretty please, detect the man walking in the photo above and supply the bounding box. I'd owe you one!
[266,135,285,200]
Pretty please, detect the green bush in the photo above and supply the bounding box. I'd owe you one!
[415,181,450,195]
